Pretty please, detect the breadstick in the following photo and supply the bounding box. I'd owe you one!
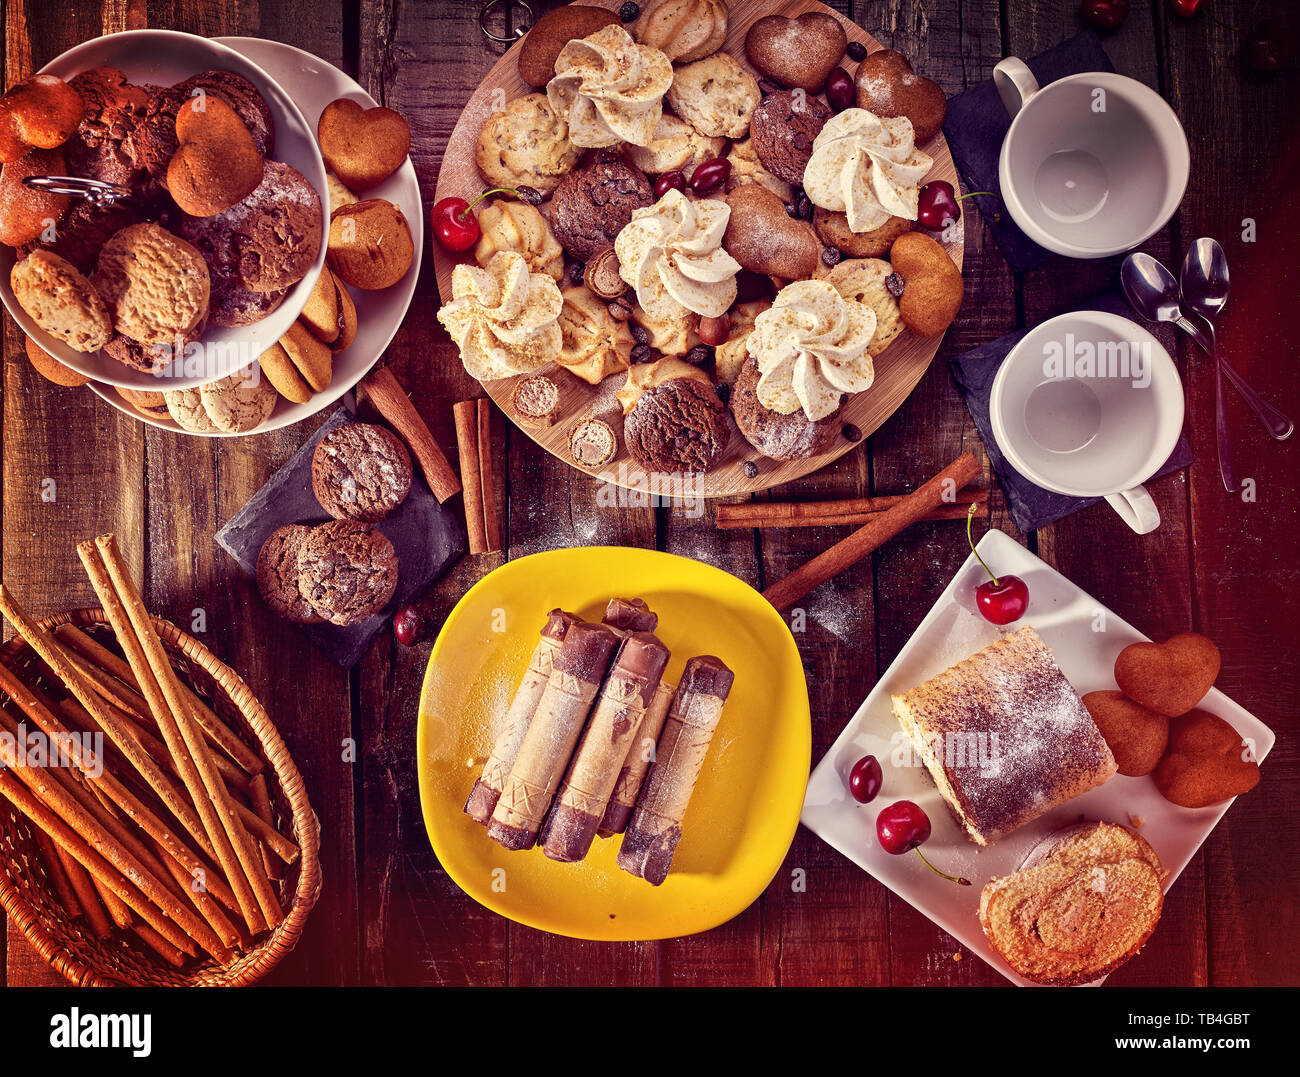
[618,656,734,885]
[598,679,675,838]
[465,609,580,825]
[32,828,82,920]
[540,631,671,862]
[487,621,619,850]
[57,845,112,939]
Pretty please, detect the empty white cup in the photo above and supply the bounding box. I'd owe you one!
[989,311,1185,534]
[994,60,1189,259]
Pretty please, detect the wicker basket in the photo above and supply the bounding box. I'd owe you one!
[0,608,321,986]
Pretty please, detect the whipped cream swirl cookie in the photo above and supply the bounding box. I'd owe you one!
[615,188,739,322]
[437,250,563,381]
[546,25,673,149]
[747,279,877,421]
[803,109,933,233]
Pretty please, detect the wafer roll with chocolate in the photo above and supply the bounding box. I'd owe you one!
[598,679,675,838]
[465,609,581,824]
[603,597,658,634]
[487,621,620,850]
[539,631,672,862]
[618,656,734,885]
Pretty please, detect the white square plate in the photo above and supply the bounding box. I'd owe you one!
[801,530,1274,986]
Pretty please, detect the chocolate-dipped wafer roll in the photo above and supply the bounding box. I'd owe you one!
[603,597,658,634]
[487,621,620,850]
[465,609,582,825]
[617,655,735,885]
[597,679,675,838]
[539,631,671,862]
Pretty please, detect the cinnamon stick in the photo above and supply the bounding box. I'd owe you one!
[762,451,983,612]
[454,399,488,555]
[717,487,988,530]
[361,366,461,502]
[476,397,503,553]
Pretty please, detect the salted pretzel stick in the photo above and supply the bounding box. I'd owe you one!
[57,846,112,939]
[55,624,264,776]
[32,828,83,920]
[89,536,282,930]
[0,766,202,958]
[0,658,240,920]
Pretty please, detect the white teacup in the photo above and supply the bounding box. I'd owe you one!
[989,311,1185,534]
[994,60,1189,259]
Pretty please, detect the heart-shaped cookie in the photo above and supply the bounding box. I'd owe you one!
[167,95,263,217]
[317,99,411,192]
[1082,690,1169,776]
[888,232,963,338]
[854,49,947,142]
[1114,632,1220,718]
[1152,709,1260,808]
[745,12,847,93]
[0,74,84,163]
[723,184,820,280]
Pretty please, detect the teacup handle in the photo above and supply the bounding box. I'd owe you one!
[1104,486,1161,535]
[994,57,1039,118]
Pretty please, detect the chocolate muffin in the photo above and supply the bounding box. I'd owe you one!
[176,160,323,297]
[624,376,730,474]
[549,151,654,261]
[750,89,832,186]
[731,356,842,461]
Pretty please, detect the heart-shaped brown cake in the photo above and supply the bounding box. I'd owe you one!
[745,12,847,93]
[723,183,819,280]
[317,98,411,192]
[1152,709,1260,808]
[1082,690,1169,777]
[1114,632,1221,718]
[854,49,947,142]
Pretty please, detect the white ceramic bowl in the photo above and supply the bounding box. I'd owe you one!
[1,29,328,390]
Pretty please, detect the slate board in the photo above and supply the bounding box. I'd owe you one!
[215,406,467,667]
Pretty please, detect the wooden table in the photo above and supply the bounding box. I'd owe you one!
[2,0,1296,988]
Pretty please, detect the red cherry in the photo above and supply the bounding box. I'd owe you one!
[849,755,883,803]
[1169,0,1202,15]
[966,504,1029,625]
[655,170,686,198]
[393,605,423,646]
[431,197,480,251]
[825,68,854,112]
[876,800,930,853]
[689,157,730,196]
[918,181,960,231]
[1081,0,1129,30]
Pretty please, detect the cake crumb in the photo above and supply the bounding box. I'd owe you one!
[1128,813,1144,829]
[953,952,962,962]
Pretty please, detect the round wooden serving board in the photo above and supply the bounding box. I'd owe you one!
[433,0,964,498]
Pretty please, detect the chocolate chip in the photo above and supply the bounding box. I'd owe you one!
[793,132,812,151]
[590,186,610,207]
[515,185,542,206]
[797,194,813,220]
[715,382,731,404]
[847,41,867,61]
[821,246,842,266]
[683,344,713,366]
[607,296,634,321]
[568,261,586,284]
[743,460,759,478]
[785,201,799,218]
[885,272,905,297]
[842,423,863,443]
[619,1,640,22]
[630,323,650,345]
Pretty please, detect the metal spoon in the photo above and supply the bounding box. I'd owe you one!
[1121,252,1236,492]
[22,175,132,207]
[1180,237,1292,440]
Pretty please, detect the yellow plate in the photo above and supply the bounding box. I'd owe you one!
[416,546,811,940]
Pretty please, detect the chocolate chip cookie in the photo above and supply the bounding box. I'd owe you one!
[730,355,841,461]
[295,519,399,626]
[311,422,413,522]
[548,151,654,261]
[750,89,832,186]
[256,524,322,624]
[624,376,730,473]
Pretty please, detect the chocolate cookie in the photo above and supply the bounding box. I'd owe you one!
[750,89,831,187]
[208,280,288,328]
[256,524,323,624]
[65,67,151,190]
[295,519,399,626]
[731,355,841,461]
[176,159,322,296]
[549,151,654,261]
[624,376,730,473]
[311,422,413,522]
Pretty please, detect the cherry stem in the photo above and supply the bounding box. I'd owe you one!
[461,187,519,220]
[966,503,998,586]
[913,846,971,886]
[956,190,997,203]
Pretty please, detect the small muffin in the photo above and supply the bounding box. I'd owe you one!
[295,519,399,626]
[548,151,654,262]
[256,524,323,624]
[10,250,112,353]
[311,422,413,522]
[199,364,279,433]
[328,199,413,290]
[814,207,912,258]
[731,355,840,461]
[475,93,581,195]
[91,222,209,344]
[750,89,831,187]
[621,113,727,180]
[666,53,760,140]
